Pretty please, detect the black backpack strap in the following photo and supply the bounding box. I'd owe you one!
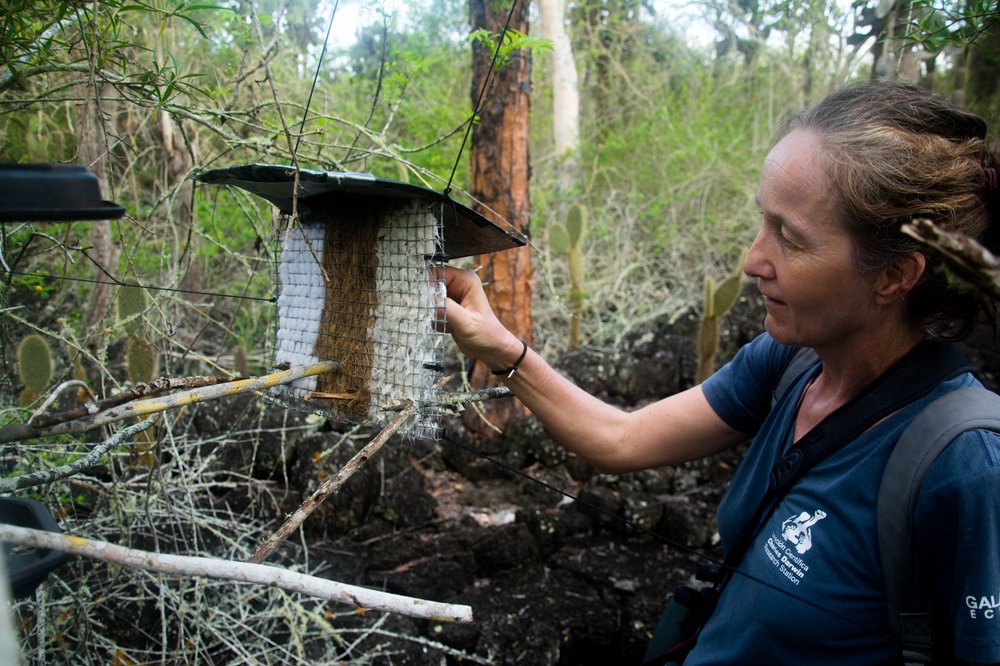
[767,341,970,495]
[878,386,1000,664]
[644,341,971,666]
[772,347,819,408]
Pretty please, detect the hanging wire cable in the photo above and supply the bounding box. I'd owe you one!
[6,270,276,303]
[442,0,519,197]
[294,0,340,156]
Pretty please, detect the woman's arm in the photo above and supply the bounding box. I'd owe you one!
[440,267,748,473]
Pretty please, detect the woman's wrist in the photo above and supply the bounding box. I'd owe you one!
[490,339,528,379]
[485,335,529,378]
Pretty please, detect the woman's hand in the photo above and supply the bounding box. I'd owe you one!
[434,268,744,472]
[437,266,524,372]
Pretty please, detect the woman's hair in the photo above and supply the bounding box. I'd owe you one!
[783,81,999,339]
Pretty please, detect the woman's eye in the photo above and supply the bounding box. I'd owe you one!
[776,226,799,248]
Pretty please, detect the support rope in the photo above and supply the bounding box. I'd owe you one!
[294,0,340,156]
[442,0,519,197]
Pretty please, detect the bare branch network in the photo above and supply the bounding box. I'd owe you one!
[0,362,511,624]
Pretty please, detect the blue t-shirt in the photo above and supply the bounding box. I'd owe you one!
[686,333,1000,665]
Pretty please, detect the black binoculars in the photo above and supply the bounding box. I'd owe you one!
[641,564,723,665]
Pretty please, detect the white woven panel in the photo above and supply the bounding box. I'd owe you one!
[270,201,445,438]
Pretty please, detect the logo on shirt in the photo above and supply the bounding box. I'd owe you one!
[966,594,999,620]
[764,509,828,586]
[780,510,827,554]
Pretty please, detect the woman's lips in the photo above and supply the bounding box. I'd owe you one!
[763,294,786,307]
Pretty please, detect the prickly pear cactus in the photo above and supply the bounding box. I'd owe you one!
[696,251,746,383]
[117,284,148,338]
[550,203,588,347]
[126,336,159,385]
[17,334,53,393]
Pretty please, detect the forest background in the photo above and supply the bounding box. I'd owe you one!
[0,0,998,664]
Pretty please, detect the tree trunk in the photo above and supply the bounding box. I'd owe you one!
[79,86,121,358]
[539,0,580,190]
[966,15,1000,108]
[870,0,927,83]
[464,0,533,438]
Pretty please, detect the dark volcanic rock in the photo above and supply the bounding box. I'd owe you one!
[191,290,1000,665]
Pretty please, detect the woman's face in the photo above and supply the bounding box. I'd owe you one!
[743,129,883,350]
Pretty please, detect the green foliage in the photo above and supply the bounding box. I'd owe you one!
[468,27,551,69]
[0,0,76,81]
[903,0,1000,51]
[17,334,53,393]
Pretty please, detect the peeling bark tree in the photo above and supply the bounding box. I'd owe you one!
[465,0,533,437]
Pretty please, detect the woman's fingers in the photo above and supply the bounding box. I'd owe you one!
[434,266,518,364]
[432,267,481,334]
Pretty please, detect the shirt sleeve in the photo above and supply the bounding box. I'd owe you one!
[701,333,799,435]
[915,428,1000,664]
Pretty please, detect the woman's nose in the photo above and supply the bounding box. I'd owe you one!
[743,228,774,281]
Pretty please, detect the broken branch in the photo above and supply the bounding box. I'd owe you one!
[0,523,472,623]
[902,218,1000,300]
[0,361,339,444]
[247,400,418,564]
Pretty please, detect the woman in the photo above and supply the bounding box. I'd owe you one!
[441,82,1000,664]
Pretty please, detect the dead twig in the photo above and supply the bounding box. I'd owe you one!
[0,417,156,493]
[247,401,418,564]
[379,384,512,412]
[0,523,473,623]
[902,218,1000,300]
[0,362,339,444]
[28,374,234,429]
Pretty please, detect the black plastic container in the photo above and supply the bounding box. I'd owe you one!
[0,163,125,222]
[0,497,73,598]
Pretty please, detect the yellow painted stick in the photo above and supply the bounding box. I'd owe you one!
[0,361,339,443]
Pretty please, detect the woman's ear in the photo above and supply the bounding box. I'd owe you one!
[875,251,927,304]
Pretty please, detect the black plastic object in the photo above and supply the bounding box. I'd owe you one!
[0,163,126,222]
[0,497,73,599]
[195,164,526,260]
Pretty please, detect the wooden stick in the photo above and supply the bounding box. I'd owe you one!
[0,523,472,623]
[0,417,155,494]
[902,218,1000,300]
[247,400,418,564]
[0,361,339,444]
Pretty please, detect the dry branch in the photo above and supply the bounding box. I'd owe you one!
[0,417,155,494]
[28,374,235,429]
[902,218,1000,300]
[0,361,339,444]
[248,400,419,564]
[0,524,473,623]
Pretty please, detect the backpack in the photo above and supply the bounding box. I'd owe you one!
[777,348,1000,664]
